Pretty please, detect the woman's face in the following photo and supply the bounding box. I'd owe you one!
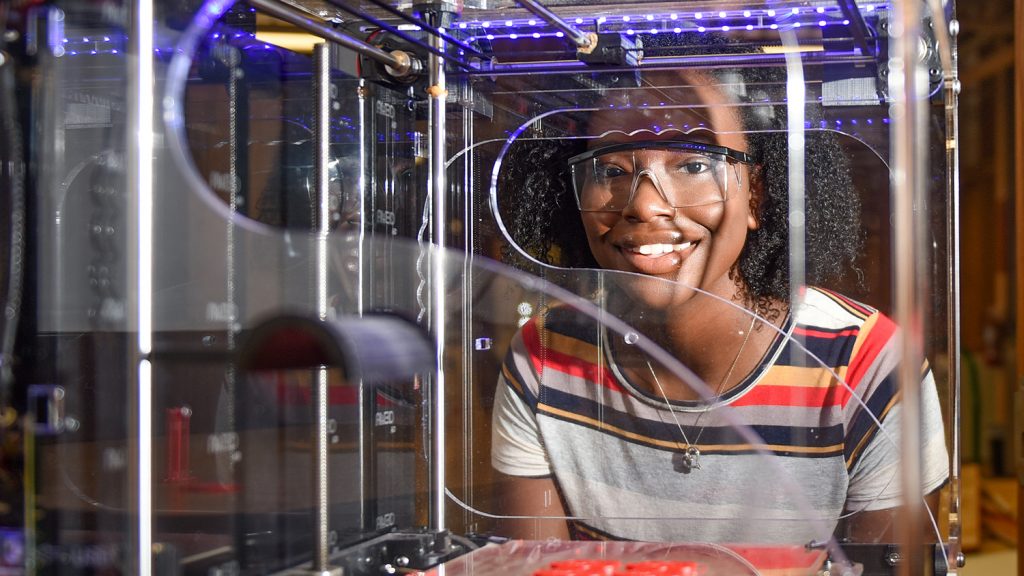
[579,76,756,308]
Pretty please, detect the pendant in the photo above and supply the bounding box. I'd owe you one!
[673,446,701,474]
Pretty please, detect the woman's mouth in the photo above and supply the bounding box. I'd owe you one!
[627,241,694,257]
[620,241,698,275]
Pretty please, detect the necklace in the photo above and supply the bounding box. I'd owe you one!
[644,314,757,473]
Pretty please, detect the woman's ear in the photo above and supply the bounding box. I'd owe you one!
[746,165,763,230]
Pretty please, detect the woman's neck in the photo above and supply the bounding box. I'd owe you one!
[614,293,786,402]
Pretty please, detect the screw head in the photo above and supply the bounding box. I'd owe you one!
[885,551,902,567]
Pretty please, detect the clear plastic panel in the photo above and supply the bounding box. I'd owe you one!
[15,0,957,574]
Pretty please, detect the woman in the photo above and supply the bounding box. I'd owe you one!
[489,44,948,546]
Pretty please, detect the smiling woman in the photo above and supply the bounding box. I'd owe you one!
[489,35,949,547]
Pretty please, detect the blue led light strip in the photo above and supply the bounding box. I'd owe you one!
[455,4,888,32]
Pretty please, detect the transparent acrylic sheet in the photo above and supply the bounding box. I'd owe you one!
[468,56,947,569]
[157,4,951,572]
[141,229,946,576]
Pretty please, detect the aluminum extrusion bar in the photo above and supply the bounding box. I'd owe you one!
[458,52,875,76]
[248,0,419,77]
[836,0,876,57]
[513,0,593,49]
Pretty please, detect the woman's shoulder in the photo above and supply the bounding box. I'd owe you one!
[797,287,883,330]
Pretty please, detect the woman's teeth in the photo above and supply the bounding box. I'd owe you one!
[631,242,693,256]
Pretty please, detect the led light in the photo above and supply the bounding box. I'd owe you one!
[695,12,703,19]
[844,19,851,25]
[623,15,631,22]
[532,32,540,38]
[722,25,730,31]
[697,26,706,32]
[626,29,634,34]
[767,9,776,16]
[867,5,875,11]
[505,20,513,26]
[792,7,800,14]
[794,22,802,27]
[743,10,751,17]
[510,33,518,39]
[649,28,657,34]
[103,36,111,41]
[770,23,778,29]
[719,11,727,18]
[674,27,682,33]
[746,24,754,30]
[817,6,825,13]
[556,31,564,37]
[83,37,90,41]
[482,21,490,27]
[598,16,607,24]
[575,17,583,24]
[486,34,494,40]
[528,19,536,25]
[62,38,69,43]
[459,22,467,28]
[670,13,678,20]
[819,20,826,26]
[112,49,118,54]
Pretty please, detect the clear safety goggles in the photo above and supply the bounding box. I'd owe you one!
[568,140,753,212]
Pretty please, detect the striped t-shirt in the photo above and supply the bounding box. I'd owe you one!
[491,287,949,544]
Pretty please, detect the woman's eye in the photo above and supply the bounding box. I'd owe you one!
[677,159,711,175]
[595,162,628,180]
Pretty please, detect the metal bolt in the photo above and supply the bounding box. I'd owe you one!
[956,552,966,567]
[949,19,960,37]
[395,556,410,567]
[885,551,901,567]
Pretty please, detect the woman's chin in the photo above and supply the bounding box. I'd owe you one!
[604,271,702,313]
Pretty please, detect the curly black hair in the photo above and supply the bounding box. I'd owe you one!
[498,32,863,315]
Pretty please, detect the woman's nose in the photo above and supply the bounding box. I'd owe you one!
[621,170,675,221]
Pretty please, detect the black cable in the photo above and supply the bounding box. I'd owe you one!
[0,50,25,407]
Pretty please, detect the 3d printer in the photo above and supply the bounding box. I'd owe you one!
[0,0,962,574]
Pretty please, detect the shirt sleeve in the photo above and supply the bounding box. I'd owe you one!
[845,368,950,512]
[491,375,552,477]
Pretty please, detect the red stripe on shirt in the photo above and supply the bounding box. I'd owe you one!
[844,313,896,398]
[522,319,625,394]
[733,383,851,407]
